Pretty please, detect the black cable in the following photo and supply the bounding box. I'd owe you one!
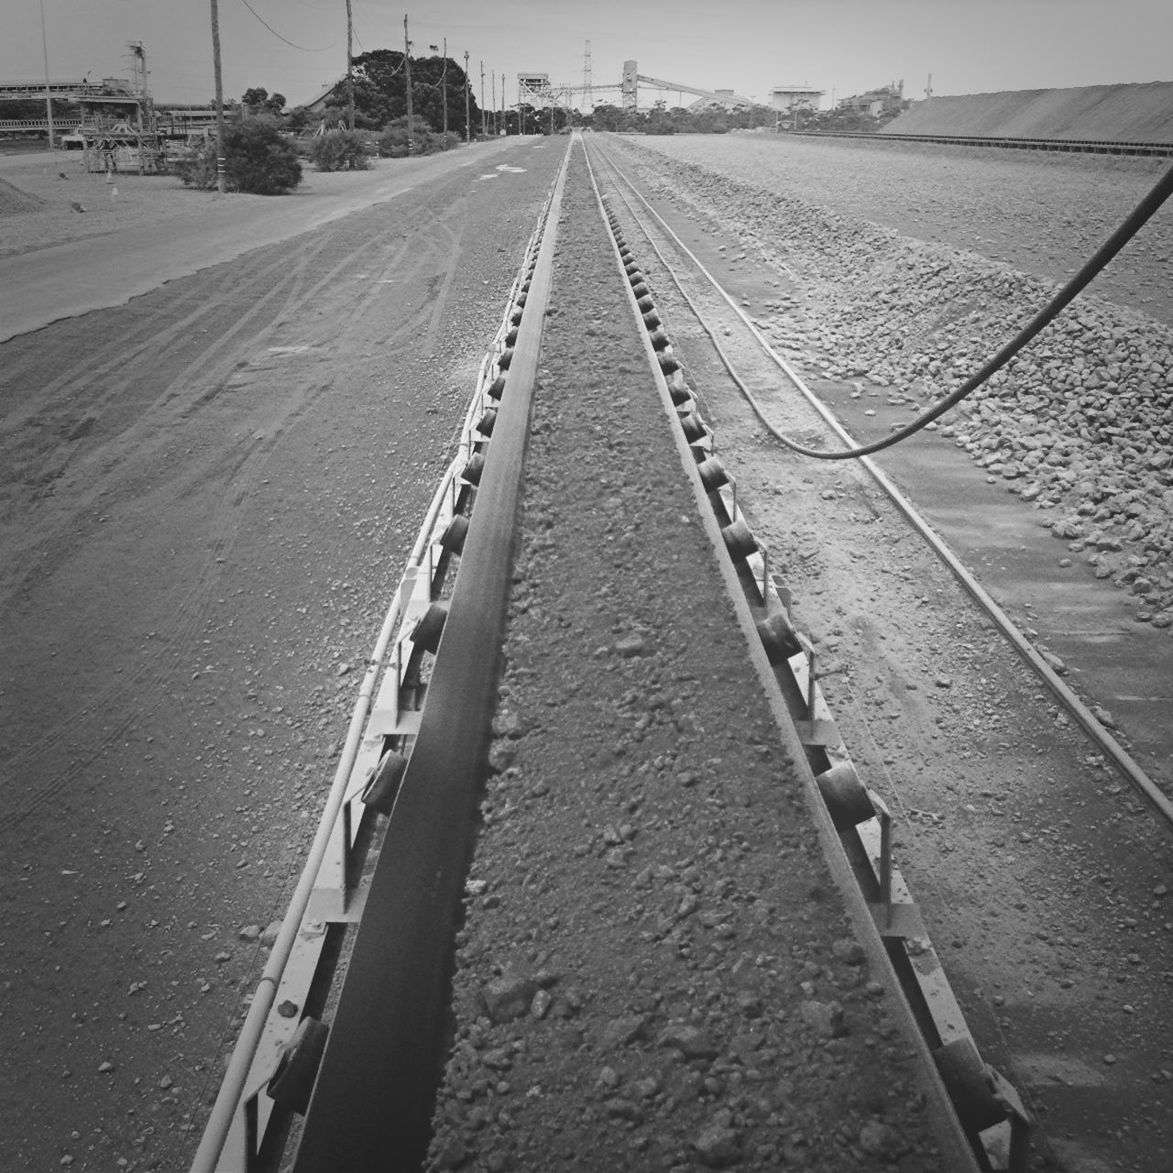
[778,160,1173,460]
[236,0,335,52]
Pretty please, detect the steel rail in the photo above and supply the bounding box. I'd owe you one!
[587,139,1173,833]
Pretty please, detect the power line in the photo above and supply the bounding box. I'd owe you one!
[236,0,335,52]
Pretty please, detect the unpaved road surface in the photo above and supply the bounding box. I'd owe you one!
[0,141,539,342]
[0,139,563,1173]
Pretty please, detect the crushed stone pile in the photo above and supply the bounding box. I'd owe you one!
[884,82,1173,143]
[0,175,46,214]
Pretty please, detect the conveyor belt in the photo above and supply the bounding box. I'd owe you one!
[288,142,572,1173]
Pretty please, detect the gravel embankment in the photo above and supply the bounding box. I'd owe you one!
[885,83,1173,141]
[617,136,1173,626]
[424,148,952,1173]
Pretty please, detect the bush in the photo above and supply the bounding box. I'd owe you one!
[174,116,302,195]
[376,117,454,158]
[307,129,372,172]
[173,139,218,189]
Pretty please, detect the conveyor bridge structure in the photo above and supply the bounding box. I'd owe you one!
[523,59,764,113]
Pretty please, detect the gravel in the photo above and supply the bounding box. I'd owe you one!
[620,135,1173,625]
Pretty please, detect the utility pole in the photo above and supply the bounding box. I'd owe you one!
[345,0,354,130]
[210,0,225,192]
[480,60,486,138]
[441,38,448,139]
[37,0,55,149]
[403,14,413,153]
[492,70,497,136]
[464,51,471,141]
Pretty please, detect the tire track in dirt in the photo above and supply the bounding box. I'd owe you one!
[0,190,496,827]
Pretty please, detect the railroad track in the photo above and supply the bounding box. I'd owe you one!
[191,134,1173,1173]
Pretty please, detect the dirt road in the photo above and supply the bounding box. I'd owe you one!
[0,141,542,343]
[0,140,564,1172]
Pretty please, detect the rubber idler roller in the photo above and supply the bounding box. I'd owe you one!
[631,281,650,299]
[505,327,519,346]
[659,353,682,375]
[361,749,410,815]
[440,514,470,554]
[648,328,670,351]
[756,609,802,664]
[680,411,709,443]
[696,456,729,493]
[487,375,507,400]
[510,309,523,326]
[721,516,757,561]
[461,452,485,485]
[476,408,498,437]
[267,1017,329,1116]
[643,310,661,329]
[816,761,877,830]
[933,1038,1006,1133]
[668,381,693,407]
[497,349,514,370]
[411,602,449,654]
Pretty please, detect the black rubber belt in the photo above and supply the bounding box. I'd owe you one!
[292,144,571,1173]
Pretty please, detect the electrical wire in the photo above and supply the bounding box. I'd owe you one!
[236,0,336,52]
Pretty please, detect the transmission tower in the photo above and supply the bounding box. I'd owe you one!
[583,40,592,111]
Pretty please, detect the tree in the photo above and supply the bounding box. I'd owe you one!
[589,104,635,133]
[285,105,314,133]
[350,48,480,136]
[175,115,301,194]
[240,87,286,116]
[223,118,300,191]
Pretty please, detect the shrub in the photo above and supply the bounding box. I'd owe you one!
[173,138,218,189]
[174,116,302,195]
[307,129,372,172]
[376,116,454,158]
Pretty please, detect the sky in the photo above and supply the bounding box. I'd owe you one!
[2,0,1170,110]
